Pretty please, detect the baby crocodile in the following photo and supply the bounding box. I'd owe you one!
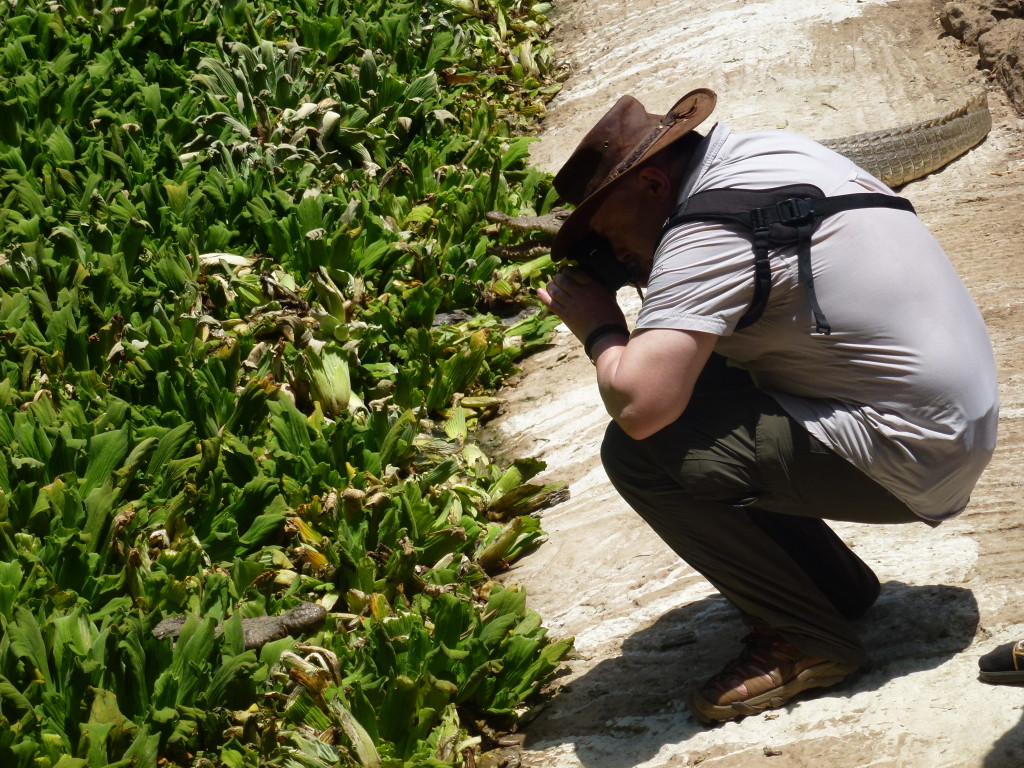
[485,207,570,236]
[152,602,327,651]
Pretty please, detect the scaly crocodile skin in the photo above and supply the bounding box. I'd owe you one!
[152,602,327,650]
[820,91,991,188]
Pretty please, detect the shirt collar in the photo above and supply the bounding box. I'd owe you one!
[674,123,732,211]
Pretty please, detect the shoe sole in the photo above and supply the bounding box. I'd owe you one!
[978,670,1024,684]
[687,660,854,724]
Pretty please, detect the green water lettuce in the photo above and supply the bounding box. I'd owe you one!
[0,0,572,764]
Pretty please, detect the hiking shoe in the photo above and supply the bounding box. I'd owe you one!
[687,628,856,724]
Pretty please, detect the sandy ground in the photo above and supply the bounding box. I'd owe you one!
[481,0,1024,766]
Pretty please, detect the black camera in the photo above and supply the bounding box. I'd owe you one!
[571,230,633,291]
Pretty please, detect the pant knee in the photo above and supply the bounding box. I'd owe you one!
[602,418,757,508]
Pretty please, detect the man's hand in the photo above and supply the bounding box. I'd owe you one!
[537,268,627,342]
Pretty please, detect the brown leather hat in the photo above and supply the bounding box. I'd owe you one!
[550,88,717,260]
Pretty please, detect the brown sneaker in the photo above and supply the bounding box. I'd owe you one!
[687,628,856,724]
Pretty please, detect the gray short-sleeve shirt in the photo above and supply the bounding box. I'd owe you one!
[635,124,999,521]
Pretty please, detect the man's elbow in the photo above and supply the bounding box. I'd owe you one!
[613,405,675,441]
[601,373,694,441]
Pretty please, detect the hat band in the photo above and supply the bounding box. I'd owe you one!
[604,124,666,185]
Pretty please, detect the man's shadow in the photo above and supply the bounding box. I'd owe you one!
[523,581,979,768]
[985,703,1024,766]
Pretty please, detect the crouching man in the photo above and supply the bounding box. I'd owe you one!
[538,88,998,723]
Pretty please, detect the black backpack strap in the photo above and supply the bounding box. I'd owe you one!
[660,186,916,334]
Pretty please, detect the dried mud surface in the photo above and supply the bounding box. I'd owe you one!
[481,1,1024,766]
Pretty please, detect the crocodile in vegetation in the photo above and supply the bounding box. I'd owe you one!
[152,602,327,651]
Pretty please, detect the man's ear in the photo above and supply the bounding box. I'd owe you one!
[635,166,674,201]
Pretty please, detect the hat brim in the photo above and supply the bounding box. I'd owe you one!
[551,88,716,262]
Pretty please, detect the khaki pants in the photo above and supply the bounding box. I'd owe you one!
[600,355,933,667]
